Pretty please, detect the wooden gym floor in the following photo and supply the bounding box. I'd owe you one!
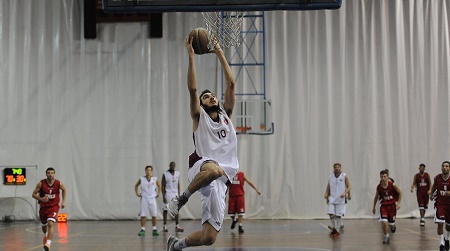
[0,218,442,251]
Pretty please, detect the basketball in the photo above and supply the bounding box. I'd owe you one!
[189,28,210,55]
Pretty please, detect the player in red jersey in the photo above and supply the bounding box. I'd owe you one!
[410,163,431,226]
[32,167,67,251]
[228,171,261,233]
[372,169,402,245]
[429,161,450,251]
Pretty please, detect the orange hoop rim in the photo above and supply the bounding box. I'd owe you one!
[236,126,251,133]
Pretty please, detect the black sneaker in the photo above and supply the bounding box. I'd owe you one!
[390,225,396,233]
[440,244,445,251]
[382,236,390,244]
[445,239,449,251]
[231,219,237,229]
[238,226,244,234]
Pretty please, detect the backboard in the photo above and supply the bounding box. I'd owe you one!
[232,99,274,135]
[102,0,342,13]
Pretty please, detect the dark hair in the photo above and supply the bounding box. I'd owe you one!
[442,161,450,167]
[419,163,426,167]
[333,163,341,168]
[199,89,213,107]
[380,169,389,176]
[46,167,55,173]
[145,165,153,171]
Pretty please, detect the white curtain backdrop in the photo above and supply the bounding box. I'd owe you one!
[0,0,449,220]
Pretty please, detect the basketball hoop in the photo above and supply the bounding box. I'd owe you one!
[202,11,245,49]
[236,126,251,134]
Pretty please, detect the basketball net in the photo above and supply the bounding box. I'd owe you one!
[202,11,245,50]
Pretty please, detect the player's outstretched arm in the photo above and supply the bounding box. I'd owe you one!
[243,173,261,195]
[186,35,201,128]
[214,43,235,118]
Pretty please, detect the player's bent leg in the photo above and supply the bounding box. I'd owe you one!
[168,161,225,218]
[187,162,224,193]
[186,222,219,246]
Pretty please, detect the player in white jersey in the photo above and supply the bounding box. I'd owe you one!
[166,36,239,251]
[162,162,184,232]
[135,165,161,236]
[324,163,351,238]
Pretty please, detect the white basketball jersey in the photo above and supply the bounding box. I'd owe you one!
[140,176,158,198]
[163,171,180,194]
[328,172,346,205]
[194,107,239,178]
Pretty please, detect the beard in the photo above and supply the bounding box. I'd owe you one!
[203,104,221,113]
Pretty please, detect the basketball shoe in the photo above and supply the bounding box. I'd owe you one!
[383,236,390,244]
[167,235,179,251]
[175,226,184,232]
[43,243,51,251]
[167,195,188,218]
[231,219,238,229]
[138,229,145,236]
[330,228,339,238]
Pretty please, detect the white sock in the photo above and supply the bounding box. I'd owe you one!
[46,240,52,245]
[152,226,157,230]
[183,189,192,199]
[174,237,188,250]
[336,217,342,230]
[141,227,145,231]
[439,234,444,245]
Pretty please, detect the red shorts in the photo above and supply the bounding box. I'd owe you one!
[39,205,60,225]
[435,203,450,224]
[416,192,429,209]
[380,203,397,223]
[228,195,245,215]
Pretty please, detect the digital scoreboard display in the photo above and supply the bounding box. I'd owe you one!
[3,168,26,185]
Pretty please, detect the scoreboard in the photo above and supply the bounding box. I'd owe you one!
[3,167,26,185]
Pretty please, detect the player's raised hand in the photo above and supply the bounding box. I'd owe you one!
[185,35,194,55]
